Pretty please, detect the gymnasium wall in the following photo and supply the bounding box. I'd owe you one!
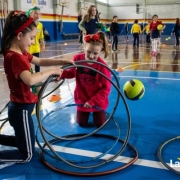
[1,0,180,42]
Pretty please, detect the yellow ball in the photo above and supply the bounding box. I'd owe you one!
[157,24,163,31]
[123,79,145,100]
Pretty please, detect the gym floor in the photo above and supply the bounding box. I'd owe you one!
[0,35,180,179]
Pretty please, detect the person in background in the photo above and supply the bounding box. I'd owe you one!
[110,15,120,52]
[131,19,142,48]
[106,24,111,40]
[77,9,83,45]
[150,14,165,56]
[142,21,151,43]
[171,18,180,48]
[61,32,111,128]
[26,6,45,73]
[125,23,129,41]
[78,5,99,36]
[43,28,51,42]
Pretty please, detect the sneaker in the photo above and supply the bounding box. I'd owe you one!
[151,51,154,55]
[152,51,157,56]
[151,51,156,56]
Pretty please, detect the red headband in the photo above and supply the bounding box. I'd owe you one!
[84,34,103,44]
[15,17,34,35]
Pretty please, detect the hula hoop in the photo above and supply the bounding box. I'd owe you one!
[39,134,138,176]
[36,103,120,163]
[36,60,132,169]
[157,136,180,175]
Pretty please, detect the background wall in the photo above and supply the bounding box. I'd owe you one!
[1,0,180,41]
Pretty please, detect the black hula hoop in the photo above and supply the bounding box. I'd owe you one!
[36,103,120,163]
[36,60,133,169]
[0,79,65,132]
[157,136,180,175]
[40,134,138,176]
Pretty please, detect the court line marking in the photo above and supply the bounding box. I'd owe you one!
[48,51,80,59]
[35,143,180,171]
[117,75,180,81]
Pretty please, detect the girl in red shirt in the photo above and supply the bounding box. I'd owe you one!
[61,32,111,128]
[150,14,166,56]
[0,11,73,164]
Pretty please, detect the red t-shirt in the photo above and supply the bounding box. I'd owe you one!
[150,21,164,30]
[61,53,111,112]
[4,50,38,103]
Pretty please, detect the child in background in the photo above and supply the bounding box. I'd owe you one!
[0,11,73,164]
[106,24,111,40]
[142,21,151,43]
[78,5,99,36]
[125,23,129,41]
[131,19,142,48]
[110,16,120,51]
[77,9,83,45]
[26,6,45,73]
[61,32,111,128]
[150,14,165,56]
[171,18,180,48]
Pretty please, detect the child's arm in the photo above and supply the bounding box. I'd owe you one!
[40,39,45,52]
[31,56,74,67]
[20,68,63,86]
[78,19,86,35]
[139,25,142,34]
[131,25,134,34]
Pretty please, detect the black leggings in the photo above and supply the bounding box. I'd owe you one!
[0,102,35,163]
[112,35,118,50]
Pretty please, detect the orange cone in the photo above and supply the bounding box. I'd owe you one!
[116,67,124,72]
[47,95,61,102]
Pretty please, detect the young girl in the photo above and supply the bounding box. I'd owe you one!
[0,11,73,163]
[150,14,165,56]
[131,19,142,48]
[171,18,180,48]
[61,32,111,128]
[110,16,120,51]
[26,6,45,73]
[78,5,99,36]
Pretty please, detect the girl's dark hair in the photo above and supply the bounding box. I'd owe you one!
[134,19,138,23]
[175,18,179,25]
[0,11,36,55]
[152,14,158,19]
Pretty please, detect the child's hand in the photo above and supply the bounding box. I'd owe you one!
[84,102,92,108]
[40,44,45,52]
[82,30,86,35]
[53,68,63,81]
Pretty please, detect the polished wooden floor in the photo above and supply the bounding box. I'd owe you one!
[0,35,180,179]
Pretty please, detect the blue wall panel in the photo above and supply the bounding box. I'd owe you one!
[42,21,79,41]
